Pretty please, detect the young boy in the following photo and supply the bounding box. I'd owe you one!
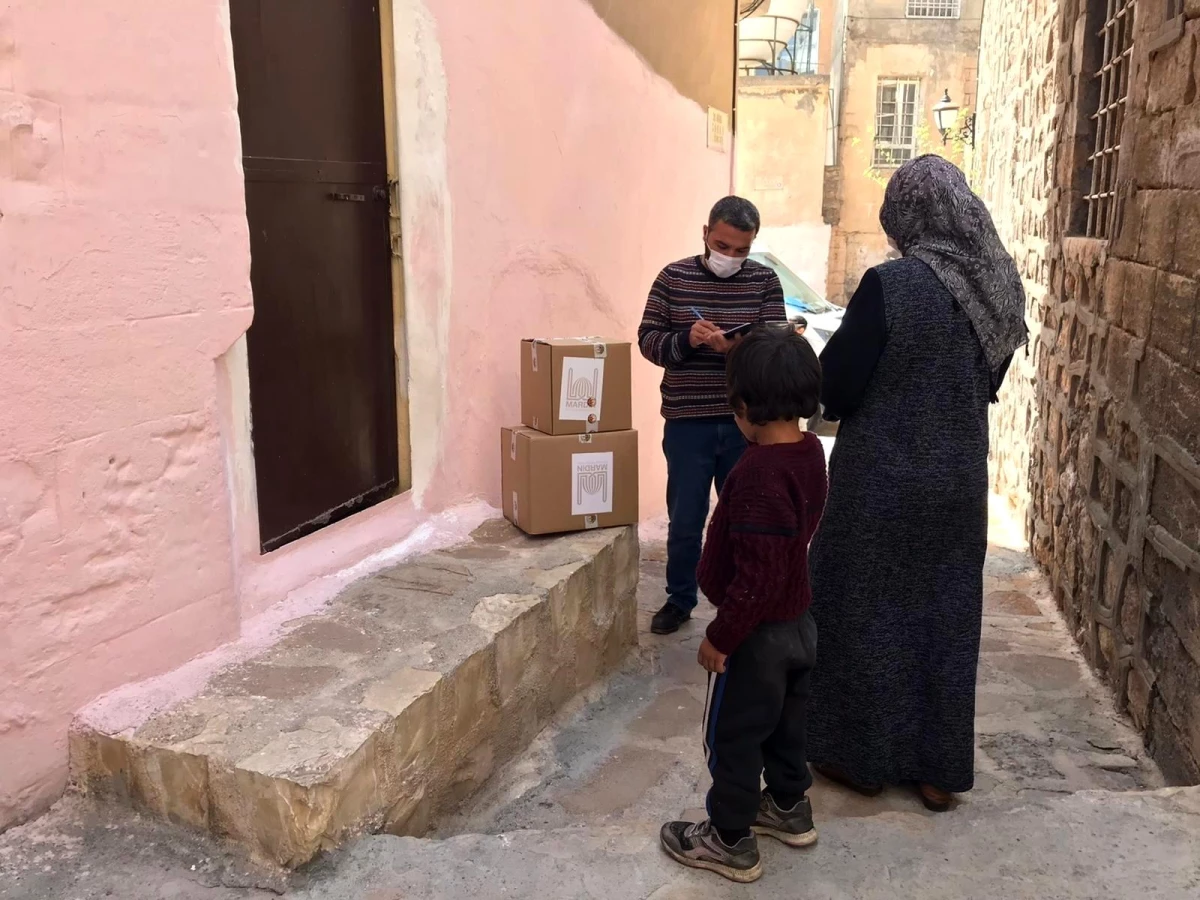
[659,325,827,884]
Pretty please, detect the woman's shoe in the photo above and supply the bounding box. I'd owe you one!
[812,764,884,797]
[916,783,952,812]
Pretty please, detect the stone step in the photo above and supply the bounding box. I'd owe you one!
[68,521,640,868]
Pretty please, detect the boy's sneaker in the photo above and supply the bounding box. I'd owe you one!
[752,792,818,847]
[659,819,762,883]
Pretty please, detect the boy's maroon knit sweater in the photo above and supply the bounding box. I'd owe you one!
[698,436,828,655]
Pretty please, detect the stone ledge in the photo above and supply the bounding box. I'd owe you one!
[68,521,639,868]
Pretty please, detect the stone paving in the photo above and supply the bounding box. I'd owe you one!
[2,508,1198,899]
[440,522,1164,837]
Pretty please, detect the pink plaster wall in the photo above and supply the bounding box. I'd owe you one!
[228,0,731,621]
[0,0,251,828]
[421,0,732,517]
[1,0,731,829]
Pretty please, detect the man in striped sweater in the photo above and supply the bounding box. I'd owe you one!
[638,196,786,635]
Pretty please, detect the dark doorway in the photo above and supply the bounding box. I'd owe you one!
[229,0,400,552]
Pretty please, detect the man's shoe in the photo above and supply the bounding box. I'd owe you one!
[651,602,691,635]
[753,792,818,847]
[659,819,762,883]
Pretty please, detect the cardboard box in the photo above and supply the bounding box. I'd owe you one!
[501,426,639,535]
[520,338,633,435]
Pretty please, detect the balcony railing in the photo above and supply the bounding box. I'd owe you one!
[738,4,819,76]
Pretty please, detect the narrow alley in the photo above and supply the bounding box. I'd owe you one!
[5,0,1200,897]
[2,506,1197,899]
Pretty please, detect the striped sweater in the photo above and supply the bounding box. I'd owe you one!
[638,256,786,419]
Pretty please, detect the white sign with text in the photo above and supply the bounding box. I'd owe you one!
[559,356,605,423]
[571,451,614,517]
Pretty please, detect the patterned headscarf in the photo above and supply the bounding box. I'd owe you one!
[880,155,1028,373]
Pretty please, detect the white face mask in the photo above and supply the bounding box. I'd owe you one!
[705,248,743,278]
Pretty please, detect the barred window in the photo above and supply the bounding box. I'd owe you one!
[906,0,961,18]
[1085,0,1135,239]
[873,80,920,167]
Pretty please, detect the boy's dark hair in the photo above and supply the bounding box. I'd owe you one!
[726,326,821,423]
[708,196,761,235]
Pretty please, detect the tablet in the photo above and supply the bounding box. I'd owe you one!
[722,322,755,340]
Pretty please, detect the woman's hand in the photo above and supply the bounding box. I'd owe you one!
[698,638,728,674]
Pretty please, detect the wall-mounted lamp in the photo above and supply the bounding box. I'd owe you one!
[933,89,976,149]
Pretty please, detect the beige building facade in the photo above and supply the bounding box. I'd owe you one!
[736,75,834,294]
[825,0,984,303]
[734,2,838,292]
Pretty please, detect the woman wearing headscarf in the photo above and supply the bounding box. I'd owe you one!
[806,155,1027,811]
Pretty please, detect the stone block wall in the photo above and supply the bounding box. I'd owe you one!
[978,0,1200,782]
[973,0,1058,525]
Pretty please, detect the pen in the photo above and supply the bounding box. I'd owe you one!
[690,307,704,320]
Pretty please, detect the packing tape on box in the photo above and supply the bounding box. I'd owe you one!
[578,434,593,444]
[512,491,519,523]
[542,337,608,359]
[531,341,538,373]
[584,514,599,530]
[510,431,518,461]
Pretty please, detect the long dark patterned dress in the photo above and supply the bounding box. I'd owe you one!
[807,257,1010,793]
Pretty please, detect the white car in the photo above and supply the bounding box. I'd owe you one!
[749,243,844,350]
[750,243,844,432]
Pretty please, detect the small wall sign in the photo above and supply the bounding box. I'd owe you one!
[707,107,728,152]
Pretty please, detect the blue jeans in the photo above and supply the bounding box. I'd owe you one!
[663,418,747,612]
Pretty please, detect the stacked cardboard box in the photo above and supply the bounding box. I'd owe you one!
[502,338,639,535]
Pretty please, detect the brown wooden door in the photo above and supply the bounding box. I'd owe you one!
[230,0,399,552]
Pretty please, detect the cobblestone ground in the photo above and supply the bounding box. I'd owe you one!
[440,504,1164,836]
[2,504,1195,900]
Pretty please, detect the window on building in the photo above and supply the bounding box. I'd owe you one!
[780,7,821,75]
[1083,0,1135,239]
[743,6,821,76]
[873,80,920,167]
[906,0,962,18]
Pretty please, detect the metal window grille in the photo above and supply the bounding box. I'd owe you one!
[873,80,920,167]
[1085,0,1135,239]
[906,0,962,18]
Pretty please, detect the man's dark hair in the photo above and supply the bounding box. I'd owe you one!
[708,196,761,235]
[726,326,821,423]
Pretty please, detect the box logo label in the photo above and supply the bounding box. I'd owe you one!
[560,357,604,423]
[572,451,614,517]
